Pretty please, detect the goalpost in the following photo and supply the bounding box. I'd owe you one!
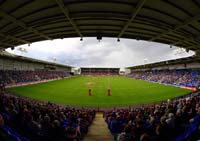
[88,67,92,96]
[86,67,111,96]
[107,68,111,96]
[88,88,92,96]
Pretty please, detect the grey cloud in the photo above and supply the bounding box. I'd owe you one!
[6,37,194,68]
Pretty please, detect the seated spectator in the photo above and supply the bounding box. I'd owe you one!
[165,113,175,129]
[0,69,70,87]
[128,69,200,88]
[65,122,77,140]
[105,91,200,141]
[140,133,151,141]
[117,126,135,141]
[0,93,95,141]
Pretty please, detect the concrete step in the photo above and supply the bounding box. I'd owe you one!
[84,112,113,141]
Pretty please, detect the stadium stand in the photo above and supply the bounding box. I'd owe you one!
[104,91,200,141]
[1,1,200,140]
[0,92,95,141]
[81,68,120,76]
[0,70,70,86]
[128,69,200,88]
[0,51,72,88]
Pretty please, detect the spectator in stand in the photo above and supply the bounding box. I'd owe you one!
[65,121,78,141]
[104,92,200,141]
[165,113,175,129]
[0,93,95,141]
[117,125,135,141]
[128,69,200,88]
[0,69,70,87]
[140,133,151,141]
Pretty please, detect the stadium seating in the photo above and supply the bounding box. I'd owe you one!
[0,70,70,86]
[104,91,200,141]
[0,93,95,141]
[128,69,200,88]
[1,69,200,141]
[81,72,119,76]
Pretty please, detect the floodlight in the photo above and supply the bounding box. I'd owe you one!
[97,34,102,41]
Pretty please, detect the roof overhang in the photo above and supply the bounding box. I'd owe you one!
[126,56,200,69]
[0,0,200,54]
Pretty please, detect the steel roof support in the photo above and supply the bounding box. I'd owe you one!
[171,32,200,49]
[55,0,83,38]
[149,14,200,41]
[0,11,52,40]
[0,41,15,47]
[0,33,30,44]
[117,0,147,38]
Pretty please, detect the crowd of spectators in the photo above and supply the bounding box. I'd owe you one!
[104,92,200,141]
[1,68,200,141]
[0,70,70,86]
[0,92,95,141]
[128,69,200,88]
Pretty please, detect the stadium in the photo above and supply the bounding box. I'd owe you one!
[0,0,200,141]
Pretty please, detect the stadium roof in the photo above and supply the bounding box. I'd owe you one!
[0,0,200,54]
[127,56,200,69]
[0,51,73,68]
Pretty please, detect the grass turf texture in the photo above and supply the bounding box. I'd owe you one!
[8,76,191,107]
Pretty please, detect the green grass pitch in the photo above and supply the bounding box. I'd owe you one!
[8,76,191,107]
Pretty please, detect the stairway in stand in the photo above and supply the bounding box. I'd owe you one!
[84,112,113,141]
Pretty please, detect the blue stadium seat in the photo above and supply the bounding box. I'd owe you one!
[3,125,29,141]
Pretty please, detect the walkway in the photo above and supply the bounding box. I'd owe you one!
[84,112,113,141]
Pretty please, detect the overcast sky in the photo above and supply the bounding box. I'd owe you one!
[6,37,194,68]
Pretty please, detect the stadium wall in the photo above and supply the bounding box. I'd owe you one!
[186,62,200,69]
[0,58,43,70]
